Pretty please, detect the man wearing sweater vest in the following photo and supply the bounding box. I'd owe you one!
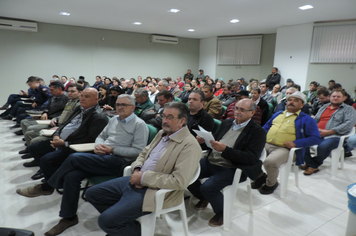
[251,91,321,195]
[16,94,149,236]
[188,98,266,227]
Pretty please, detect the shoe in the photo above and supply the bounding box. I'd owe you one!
[303,167,319,175]
[15,130,23,135]
[251,173,267,189]
[194,199,209,210]
[23,160,40,167]
[21,154,32,159]
[22,137,25,141]
[345,151,353,158]
[31,169,44,180]
[44,216,79,236]
[259,182,279,195]
[10,124,21,129]
[300,164,308,170]
[208,214,223,227]
[0,104,9,110]
[16,184,54,197]
[19,147,29,154]
[0,115,13,120]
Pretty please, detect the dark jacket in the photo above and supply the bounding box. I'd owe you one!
[211,118,266,180]
[134,99,154,118]
[274,99,310,115]
[188,108,214,150]
[41,94,69,119]
[179,90,192,103]
[53,105,108,146]
[258,97,269,126]
[32,84,51,106]
[266,73,281,89]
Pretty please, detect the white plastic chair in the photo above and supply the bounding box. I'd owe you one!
[279,147,301,198]
[222,148,266,231]
[312,127,355,177]
[123,165,201,236]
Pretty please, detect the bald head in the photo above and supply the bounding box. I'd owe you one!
[234,98,256,124]
[80,88,99,110]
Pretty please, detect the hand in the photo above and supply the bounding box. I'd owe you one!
[210,140,226,152]
[50,119,57,127]
[283,141,296,149]
[103,105,113,110]
[19,90,24,96]
[23,91,28,96]
[94,144,112,154]
[50,138,65,148]
[319,129,335,137]
[41,113,48,120]
[196,135,205,144]
[130,171,143,185]
[32,102,37,108]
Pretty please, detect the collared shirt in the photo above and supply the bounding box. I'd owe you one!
[140,127,184,182]
[254,96,261,105]
[117,112,135,123]
[318,105,338,130]
[232,118,251,131]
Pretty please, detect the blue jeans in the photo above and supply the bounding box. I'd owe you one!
[187,158,237,215]
[304,137,340,168]
[86,176,148,236]
[346,134,356,152]
[47,152,127,218]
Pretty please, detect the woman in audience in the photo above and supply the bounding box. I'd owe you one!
[142,79,149,89]
[179,83,193,103]
[271,84,283,104]
[248,80,259,92]
[191,79,200,91]
[77,78,90,89]
[199,81,206,89]
[112,78,121,87]
[104,78,113,88]
[207,78,215,87]
[98,84,111,107]
[69,77,76,84]
[214,80,224,96]
[130,78,136,85]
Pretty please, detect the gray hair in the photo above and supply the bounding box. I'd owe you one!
[161,80,169,88]
[134,88,148,97]
[286,87,297,93]
[117,94,135,105]
[164,101,189,125]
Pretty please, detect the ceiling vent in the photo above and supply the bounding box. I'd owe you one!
[0,19,38,32]
[151,35,178,45]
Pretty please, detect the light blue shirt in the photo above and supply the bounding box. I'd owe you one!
[117,112,135,123]
[232,118,251,131]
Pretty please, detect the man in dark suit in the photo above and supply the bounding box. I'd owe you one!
[250,88,269,126]
[266,67,281,90]
[188,98,266,227]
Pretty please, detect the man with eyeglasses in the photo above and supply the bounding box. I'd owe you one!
[17,94,148,236]
[85,102,202,236]
[188,98,266,227]
[251,91,321,195]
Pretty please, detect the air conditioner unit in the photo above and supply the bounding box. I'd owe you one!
[151,35,178,45]
[0,19,38,32]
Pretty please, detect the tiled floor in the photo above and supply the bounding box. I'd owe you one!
[0,119,353,236]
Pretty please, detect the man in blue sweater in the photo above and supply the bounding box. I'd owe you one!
[252,91,321,194]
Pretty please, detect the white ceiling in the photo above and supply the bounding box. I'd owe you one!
[1,0,356,39]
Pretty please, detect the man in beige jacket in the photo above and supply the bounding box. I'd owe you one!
[86,101,202,236]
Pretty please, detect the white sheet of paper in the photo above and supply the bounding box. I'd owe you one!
[193,129,215,150]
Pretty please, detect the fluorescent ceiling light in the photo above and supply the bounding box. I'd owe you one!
[168,8,180,13]
[299,5,314,10]
[187,29,195,32]
[59,12,70,16]
[132,22,142,25]
[230,19,240,23]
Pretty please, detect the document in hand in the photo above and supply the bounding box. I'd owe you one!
[193,125,215,150]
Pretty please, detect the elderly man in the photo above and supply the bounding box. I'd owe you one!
[134,88,154,117]
[266,67,281,90]
[303,90,356,175]
[274,87,310,115]
[157,80,168,92]
[251,91,321,194]
[17,94,148,236]
[217,84,235,107]
[202,85,222,119]
[188,98,266,226]
[147,82,158,103]
[169,80,182,98]
[86,102,202,236]
[142,90,174,130]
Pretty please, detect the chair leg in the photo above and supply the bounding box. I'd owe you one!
[346,210,356,236]
[223,186,234,231]
[279,164,290,198]
[246,179,253,213]
[293,164,299,188]
[139,213,157,236]
[331,150,341,177]
[178,204,190,236]
[340,148,345,170]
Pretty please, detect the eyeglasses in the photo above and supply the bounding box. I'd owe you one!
[234,107,253,113]
[116,103,133,108]
[162,114,179,121]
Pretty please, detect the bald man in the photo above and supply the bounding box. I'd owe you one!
[18,88,109,180]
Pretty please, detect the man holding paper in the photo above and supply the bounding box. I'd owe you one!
[188,98,266,227]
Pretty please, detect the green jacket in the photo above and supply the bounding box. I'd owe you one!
[135,99,154,117]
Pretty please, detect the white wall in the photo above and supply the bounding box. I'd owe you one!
[199,37,217,79]
[274,23,314,91]
[0,23,200,102]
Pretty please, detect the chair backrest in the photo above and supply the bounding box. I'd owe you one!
[267,103,274,120]
[212,119,221,134]
[189,165,201,185]
[174,97,182,102]
[146,124,158,145]
[260,148,267,162]
[221,105,227,116]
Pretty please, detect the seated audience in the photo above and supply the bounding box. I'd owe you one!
[184,69,194,81]
[157,80,168,92]
[188,99,265,226]
[197,69,205,81]
[17,94,148,236]
[92,76,103,90]
[202,85,222,119]
[332,83,354,105]
[133,88,154,117]
[98,84,111,107]
[61,76,71,91]
[245,78,256,91]
[217,84,235,107]
[69,77,76,84]
[191,79,200,91]
[303,90,356,175]
[302,81,319,104]
[310,88,330,116]
[104,77,113,88]
[125,80,134,95]
[102,85,125,117]
[274,87,310,115]
[251,91,321,194]
[86,102,202,236]
[0,79,36,110]
[169,80,182,98]
[213,80,224,97]
[147,82,158,103]
[328,79,335,93]
[266,67,281,90]
[179,83,193,103]
[248,80,258,92]
[176,76,184,90]
[280,78,294,94]
[206,78,215,87]
[271,84,283,104]
[250,88,269,126]
[259,82,274,103]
